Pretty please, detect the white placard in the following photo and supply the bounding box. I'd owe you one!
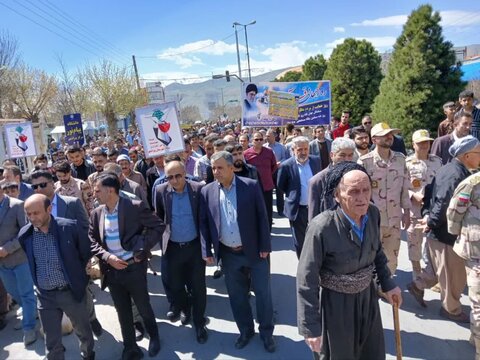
[4,122,38,158]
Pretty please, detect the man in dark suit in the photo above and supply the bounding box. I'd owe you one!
[155,159,208,344]
[431,112,473,165]
[30,170,103,336]
[19,194,94,360]
[277,137,321,258]
[89,174,164,360]
[200,151,275,353]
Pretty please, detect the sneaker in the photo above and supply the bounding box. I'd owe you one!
[23,329,37,346]
[439,307,469,323]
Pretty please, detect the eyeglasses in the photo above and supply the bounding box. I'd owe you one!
[166,174,184,181]
[253,138,263,141]
[32,182,49,190]
[363,122,372,125]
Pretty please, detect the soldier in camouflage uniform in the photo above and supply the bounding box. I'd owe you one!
[406,130,442,280]
[448,171,480,358]
[359,123,411,275]
[53,160,94,215]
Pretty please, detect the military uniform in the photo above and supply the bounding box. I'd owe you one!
[359,148,411,274]
[447,172,480,358]
[406,153,442,278]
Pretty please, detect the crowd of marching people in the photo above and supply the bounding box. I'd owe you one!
[0,89,479,359]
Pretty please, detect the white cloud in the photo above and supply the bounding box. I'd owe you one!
[351,10,480,28]
[351,15,407,27]
[211,41,318,78]
[333,27,345,33]
[140,71,207,86]
[156,39,246,68]
[326,36,396,50]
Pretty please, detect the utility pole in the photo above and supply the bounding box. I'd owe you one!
[234,21,256,83]
[132,55,141,90]
[233,24,242,81]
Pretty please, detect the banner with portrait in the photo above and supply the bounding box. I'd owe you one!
[242,80,331,127]
[135,102,184,158]
[4,122,37,158]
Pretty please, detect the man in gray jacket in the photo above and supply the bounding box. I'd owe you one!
[0,183,36,346]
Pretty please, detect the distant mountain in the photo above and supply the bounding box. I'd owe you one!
[163,68,288,119]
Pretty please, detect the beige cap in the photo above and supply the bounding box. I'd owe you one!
[412,129,434,143]
[370,122,399,137]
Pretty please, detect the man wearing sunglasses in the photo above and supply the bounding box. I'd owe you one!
[3,165,33,201]
[154,159,208,344]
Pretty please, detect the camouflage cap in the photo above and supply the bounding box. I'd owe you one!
[412,129,434,143]
[370,123,399,138]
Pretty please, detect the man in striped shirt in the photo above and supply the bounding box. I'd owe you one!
[90,174,165,359]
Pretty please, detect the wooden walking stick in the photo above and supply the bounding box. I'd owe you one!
[392,294,402,360]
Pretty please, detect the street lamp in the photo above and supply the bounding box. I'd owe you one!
[233,20,256,82]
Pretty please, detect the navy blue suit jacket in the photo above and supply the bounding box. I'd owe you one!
[277,155,321,221]
[200,175,271,263]
[18,216,91,302]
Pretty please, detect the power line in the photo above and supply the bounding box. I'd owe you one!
[25,0,128,61]
[13,0,128,65]
[0,0,112,62]
[36,0,132,59]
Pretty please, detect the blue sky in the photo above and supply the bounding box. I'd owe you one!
[1,0,479,84]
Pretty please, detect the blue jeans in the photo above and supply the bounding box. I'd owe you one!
[0,262,37,330]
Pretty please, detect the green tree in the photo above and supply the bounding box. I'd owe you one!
[77,60,146,135]
[372,4,465,145]
[275,70,302,82]
[300,54,327,80]
[323,38,382,124]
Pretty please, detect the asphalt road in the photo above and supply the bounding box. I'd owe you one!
[0,208,473,360]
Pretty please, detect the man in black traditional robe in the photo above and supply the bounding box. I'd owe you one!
[297,162,402,359]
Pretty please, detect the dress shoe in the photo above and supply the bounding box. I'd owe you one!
[261,335,276,353]
[195,326,208,344]
[213,268,223,279]
[121,346,144,360]
[90,318,103,337]
[148,337,161,357]
[134,322,145,342]
[180,308,191,325]
[234,332,254,349]
[166,306,180,322]
[23,329,37,347]
[439,307,469,323]
[407,282,427,308]
[81,351,95,360]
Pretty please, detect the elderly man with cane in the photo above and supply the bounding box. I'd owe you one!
[297,162,402,359]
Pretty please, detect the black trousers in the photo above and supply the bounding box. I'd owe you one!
[263,190,273,230]
[289,206,308,259]
[166,240,206,327]
[106,261,159,351]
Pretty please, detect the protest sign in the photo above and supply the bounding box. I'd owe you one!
[242,80,331,127]
[136,102,184,158]
[63,113,85,146]
[4,122,37,158]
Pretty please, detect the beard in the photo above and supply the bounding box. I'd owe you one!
[233,160,244,169]
[60,178,70,184]
[356,143,369,150]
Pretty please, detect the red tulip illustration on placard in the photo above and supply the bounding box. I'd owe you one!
[152,109,172,146]
[15,126,29,152]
